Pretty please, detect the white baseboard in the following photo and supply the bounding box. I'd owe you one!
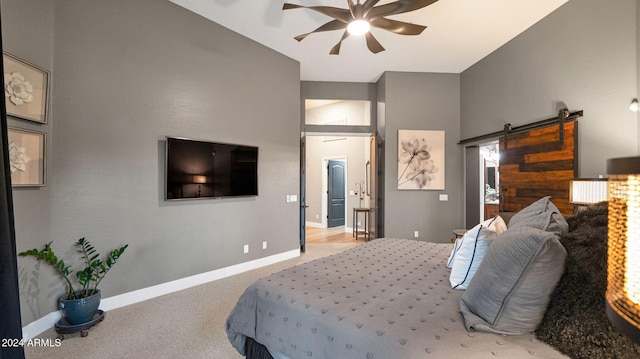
[305,222,353,234]
[22,311,62,341]
[305,221,323,228]
[22,248,300,340]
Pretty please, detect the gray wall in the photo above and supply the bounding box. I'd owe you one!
[378,72,462,243]
[461,0,639,177]
[5,0,300,326]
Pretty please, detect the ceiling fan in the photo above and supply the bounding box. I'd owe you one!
[282,0,438,55]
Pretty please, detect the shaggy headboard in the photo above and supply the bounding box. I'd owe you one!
[535,202,640,358]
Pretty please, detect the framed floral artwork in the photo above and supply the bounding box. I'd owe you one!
[8,127,46,187]
[397,129,445,190]
[3,52,50,124]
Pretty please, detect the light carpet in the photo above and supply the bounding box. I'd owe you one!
[24,243,358,359]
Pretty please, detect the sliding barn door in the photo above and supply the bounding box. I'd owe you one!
[499,121,578,215]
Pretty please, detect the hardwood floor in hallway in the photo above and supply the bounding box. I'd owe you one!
[305,226,365,244]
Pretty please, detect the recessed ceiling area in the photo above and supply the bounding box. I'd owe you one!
[169,0,569,83]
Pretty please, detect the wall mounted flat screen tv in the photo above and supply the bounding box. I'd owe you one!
[165,136,258,200]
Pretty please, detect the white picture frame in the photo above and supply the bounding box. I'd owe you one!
[3,52,50,124]
[397,129,445,190]
[8,127,46,187]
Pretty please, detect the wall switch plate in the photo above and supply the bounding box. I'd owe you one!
[286,194,298,203]
[243,244,249,253]
[262,241,267,249]
[414,231,419,238]
[439,194,448,201]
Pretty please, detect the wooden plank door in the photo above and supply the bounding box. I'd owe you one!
[499,121,578,216]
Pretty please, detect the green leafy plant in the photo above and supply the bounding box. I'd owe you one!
[19,238,128,300]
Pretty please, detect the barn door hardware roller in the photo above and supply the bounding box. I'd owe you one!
[459,108,583,145]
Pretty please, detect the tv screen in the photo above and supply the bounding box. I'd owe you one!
[165,137,258,200]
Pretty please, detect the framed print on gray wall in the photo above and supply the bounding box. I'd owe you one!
[8,127,46,187]
[3,52,50,124]
[397,129,445,190]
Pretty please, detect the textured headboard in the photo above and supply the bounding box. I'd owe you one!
[536,202,640,357]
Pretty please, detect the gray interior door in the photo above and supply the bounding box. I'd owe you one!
[300,136,306,252]
[327,160,345,228]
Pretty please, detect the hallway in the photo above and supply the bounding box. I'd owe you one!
[305,226,364,244]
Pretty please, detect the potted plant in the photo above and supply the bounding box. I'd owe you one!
[19,238,128,325]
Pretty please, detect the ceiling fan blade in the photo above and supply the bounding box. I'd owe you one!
[329,42,342,55]
[282,3,353,23]
[362,0,381,15]
[329,30,351,55]
[370,17,427,35]
[364,32,385,54]
[282,3,303,10]
[293,20,348,42]
[368,0,438,19]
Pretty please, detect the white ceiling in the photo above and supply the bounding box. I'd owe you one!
[169,0,569,83]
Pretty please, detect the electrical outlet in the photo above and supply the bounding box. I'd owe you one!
[243,244,249,253]
[262,241,267,249]
[414,231,419,238]
[316,214,319,219]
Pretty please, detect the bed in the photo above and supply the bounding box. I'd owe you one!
[226,197,640,359]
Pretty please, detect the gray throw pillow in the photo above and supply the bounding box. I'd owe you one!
[459,225,567,335]
[508,196,568,236]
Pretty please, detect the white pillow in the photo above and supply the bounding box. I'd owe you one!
[448,216,507,290]
[447,216,503,268]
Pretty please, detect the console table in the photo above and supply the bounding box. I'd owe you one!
[353,208,370,241]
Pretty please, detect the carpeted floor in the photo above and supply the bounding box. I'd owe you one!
[24,243,358,359]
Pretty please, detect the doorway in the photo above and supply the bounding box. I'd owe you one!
[464,142,500,227]
[480,142,500,220]
[300,96,381,248]
[303,135,375,244]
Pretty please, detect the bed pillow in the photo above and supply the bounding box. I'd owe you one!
[508,196,568,236]
[446,216,506,268]
[459,225,567,335]
[448,216,506,290]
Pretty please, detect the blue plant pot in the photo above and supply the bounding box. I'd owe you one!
[59,290,101,325]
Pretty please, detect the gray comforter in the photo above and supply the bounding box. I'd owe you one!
[226,238,567,359]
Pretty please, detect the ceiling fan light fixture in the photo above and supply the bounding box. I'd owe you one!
[347,19,370,35]
[283,0,439,54]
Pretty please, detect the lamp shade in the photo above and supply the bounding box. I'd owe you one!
[606,156,640,344]
[193,175,207,184]
[569,178,608,205]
